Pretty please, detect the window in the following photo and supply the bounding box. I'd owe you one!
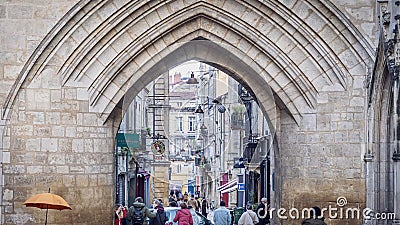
[175,139,183,155]
[177,164,182,173]
[188,117,195,132]
[177,117,183,131]
[177,102,182,107]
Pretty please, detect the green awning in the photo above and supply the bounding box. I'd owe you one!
[116,133,140,148]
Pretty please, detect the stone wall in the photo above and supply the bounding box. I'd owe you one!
[331,0,376,44]
[0,0,80,108]
[277,86,366,225]
[2,82,118,224]
[0,1,376,224]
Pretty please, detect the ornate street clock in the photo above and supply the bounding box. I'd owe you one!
[151,141,165,155]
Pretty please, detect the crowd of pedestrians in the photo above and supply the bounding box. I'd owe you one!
[115,191,214,225]
[116,195,327,225]
[115,197,156,225]
[116,196,270,225]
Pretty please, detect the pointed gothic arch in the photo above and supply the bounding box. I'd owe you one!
[366,32,399,224]
[0,1,374,224]
[3,0,373,122]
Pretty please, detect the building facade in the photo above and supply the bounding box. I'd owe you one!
[1,1,396,225]
[116,87,149,207]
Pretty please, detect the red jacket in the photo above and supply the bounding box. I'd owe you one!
[173,209,193,225]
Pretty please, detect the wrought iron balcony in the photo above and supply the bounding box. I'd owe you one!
[243,134,259,162]
[231,113,244,129]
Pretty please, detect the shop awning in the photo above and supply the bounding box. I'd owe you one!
[217,178,238,192]
[116,133,140,148]
[137,169,150,178]
[221,185,238,194]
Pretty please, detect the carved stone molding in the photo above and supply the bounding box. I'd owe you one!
[379,1,390,39]
[364,153,374,162]
[393,152,400,161]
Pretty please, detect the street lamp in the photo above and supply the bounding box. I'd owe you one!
[187,72,199,84]
[200,123,208,135]
[217,104,226,113]
[195,105,204,114]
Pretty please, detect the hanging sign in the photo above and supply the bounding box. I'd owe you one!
[151,141,165,155]
[116,133,140,148]
[238,183,245,191]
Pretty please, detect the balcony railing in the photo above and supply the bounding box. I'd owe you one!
[231,114,244,129]
[243,134,259,162]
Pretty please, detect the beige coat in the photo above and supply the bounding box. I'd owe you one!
[238,210,259,225]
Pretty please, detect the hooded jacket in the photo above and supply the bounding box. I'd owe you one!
[150,204,167,225]
[127,201,156,225]
[173,208,193,225]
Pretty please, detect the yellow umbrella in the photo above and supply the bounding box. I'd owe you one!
[24,190,71,225]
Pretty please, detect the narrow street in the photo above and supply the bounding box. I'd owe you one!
[115,61,272,214]
[0,1,397,225]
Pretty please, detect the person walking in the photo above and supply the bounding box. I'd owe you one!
[115,205,124,225]
[122,206,128,225]
[195,197,201,212]
[213,201,231,225]
[238,204,259,225]
[201,198,208,217]
[169,194,176,205]
[255,198,269,225]
[169,201,178,207]
[173,202,193,225]
[150,199,168,225]
[183,192,189,202]
[127,197,156,225]
[188,198,199,212]
[301,206,327,225]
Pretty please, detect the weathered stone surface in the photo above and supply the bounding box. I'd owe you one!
[0,0,376,224]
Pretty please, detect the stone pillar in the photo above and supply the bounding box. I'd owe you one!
[363,154,375,225]
[152,161,171,204]
[364,92,375,225]
[393,154,400,224]
[389,69,400,224]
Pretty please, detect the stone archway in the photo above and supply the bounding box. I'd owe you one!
[0,1,374,224]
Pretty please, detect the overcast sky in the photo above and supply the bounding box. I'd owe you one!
[169,60,200,78]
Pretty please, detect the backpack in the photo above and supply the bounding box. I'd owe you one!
[158,211,168,224]
[150,211,168,225]
[130,207,144,225]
